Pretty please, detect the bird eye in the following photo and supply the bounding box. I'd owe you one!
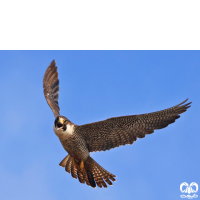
[57,122,63,128]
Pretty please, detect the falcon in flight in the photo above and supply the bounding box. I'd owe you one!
[43,60,191,188]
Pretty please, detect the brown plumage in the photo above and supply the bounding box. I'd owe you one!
[59,155,116,188]
[43,60,60,118]
[43,60,191,188]
[77,99,191,152]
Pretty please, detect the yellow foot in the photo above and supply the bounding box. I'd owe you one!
[72,158,86,174]
[80,160,85,173]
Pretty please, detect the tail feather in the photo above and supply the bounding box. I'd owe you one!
[77,170,85,184]
[93,166,104,188]
[71,161,77,179]
[93,164,107,188]
[92,159,116,184]
[85,169,96,188]
[65,156,72,173]
[81,168,91,187]
[59,155,116,188]
[59,154,70,167]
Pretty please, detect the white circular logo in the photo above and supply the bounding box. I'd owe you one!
[180,182,198,199]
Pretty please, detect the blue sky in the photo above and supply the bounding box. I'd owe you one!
[0,51,199,200]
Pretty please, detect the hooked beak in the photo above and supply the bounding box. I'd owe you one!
[56,127,61,131]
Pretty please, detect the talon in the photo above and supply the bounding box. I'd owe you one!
[72,158,86,174]
[80,160,85,173]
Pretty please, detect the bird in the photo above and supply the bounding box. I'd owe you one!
[43,60,191,188]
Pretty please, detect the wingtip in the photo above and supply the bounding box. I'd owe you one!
[48,60,56,69]
[182,98,189,104]
[184,99,192,107]
[178,98,192,107]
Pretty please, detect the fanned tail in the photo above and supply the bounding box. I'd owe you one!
[59,155,116,188]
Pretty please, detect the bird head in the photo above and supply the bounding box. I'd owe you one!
[54,116,68,131]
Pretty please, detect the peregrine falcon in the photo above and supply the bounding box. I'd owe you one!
[43,60,191,188]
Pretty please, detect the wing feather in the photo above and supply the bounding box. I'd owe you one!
[43,60,60,117]
[76,99,191,152]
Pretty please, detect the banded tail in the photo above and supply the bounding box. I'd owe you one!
[59,155,116,188]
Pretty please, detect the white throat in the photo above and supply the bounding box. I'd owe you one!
[53,123,74,140]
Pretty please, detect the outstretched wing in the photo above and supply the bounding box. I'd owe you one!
[43,60,60,118]
[76,99,191,152]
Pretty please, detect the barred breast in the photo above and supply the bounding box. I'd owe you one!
[60,131,90,161]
